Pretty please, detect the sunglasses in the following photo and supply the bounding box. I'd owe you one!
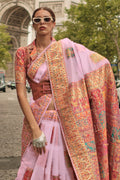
[33,17,53,24]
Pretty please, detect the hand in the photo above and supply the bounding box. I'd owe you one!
[32,131,47,154]
[32,126,42,140]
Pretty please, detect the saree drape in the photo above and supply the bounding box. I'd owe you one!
[15,39,76,180]
[45,38,120,179]
[16,38,120,180]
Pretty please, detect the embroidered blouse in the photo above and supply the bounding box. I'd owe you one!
[15,41,51,100]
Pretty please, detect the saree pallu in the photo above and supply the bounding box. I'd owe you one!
[45,38,120,179]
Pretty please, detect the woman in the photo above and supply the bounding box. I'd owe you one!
[15,7,120,180]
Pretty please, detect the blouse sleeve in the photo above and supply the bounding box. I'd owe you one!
[15,47,27,84]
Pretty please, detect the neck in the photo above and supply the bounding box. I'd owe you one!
[36,34,52,49]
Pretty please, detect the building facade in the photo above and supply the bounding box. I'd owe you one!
[0,0,79,80]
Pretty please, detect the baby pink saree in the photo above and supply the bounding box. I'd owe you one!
[15,39,76,180]
[15,38,120,180]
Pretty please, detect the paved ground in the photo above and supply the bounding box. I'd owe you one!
[0,87,31,180]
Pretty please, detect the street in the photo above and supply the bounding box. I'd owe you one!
[0,87,31,180]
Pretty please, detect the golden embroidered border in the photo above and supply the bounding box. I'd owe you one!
[27,53,45,79]
[46,41,97,180]
[90,52,105,63]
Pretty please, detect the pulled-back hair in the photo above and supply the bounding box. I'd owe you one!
[32,7,56,22]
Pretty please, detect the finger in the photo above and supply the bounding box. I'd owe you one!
[39,148,42,154]
[36,147,41,154]
[33,146,36,152]
[43,146,46,153]
[42,146,45,154]
[33,145,36,150]
[33,147,39,154]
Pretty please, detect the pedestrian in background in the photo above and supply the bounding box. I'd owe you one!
[15,7,120,180]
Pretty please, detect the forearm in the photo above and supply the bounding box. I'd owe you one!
[16,83,40,133]
[17,93,38,131]
[16,83,46,153]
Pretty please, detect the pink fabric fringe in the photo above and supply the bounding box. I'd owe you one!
[16,110,76,180]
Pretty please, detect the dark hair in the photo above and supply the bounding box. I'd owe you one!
[32,7,56,22]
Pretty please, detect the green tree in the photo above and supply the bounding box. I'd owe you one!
[55,0,120,67]
[0,24,12,69]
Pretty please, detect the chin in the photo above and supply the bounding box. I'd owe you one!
[38,32,51,36]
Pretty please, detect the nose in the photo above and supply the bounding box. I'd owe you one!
[40,18,45,24]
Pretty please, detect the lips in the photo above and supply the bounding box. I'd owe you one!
[39,26,46,30]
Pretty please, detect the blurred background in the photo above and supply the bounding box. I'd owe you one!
[0,0,120,179]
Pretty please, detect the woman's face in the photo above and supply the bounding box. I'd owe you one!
[33,10,55,37]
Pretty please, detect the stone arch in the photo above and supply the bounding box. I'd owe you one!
[0,2,33,23]
[10,36,19,49]
[1,5,32,47]
[0,2,33,80]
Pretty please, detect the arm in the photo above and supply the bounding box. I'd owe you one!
[16,83,42,139]
[15,47,46,153]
